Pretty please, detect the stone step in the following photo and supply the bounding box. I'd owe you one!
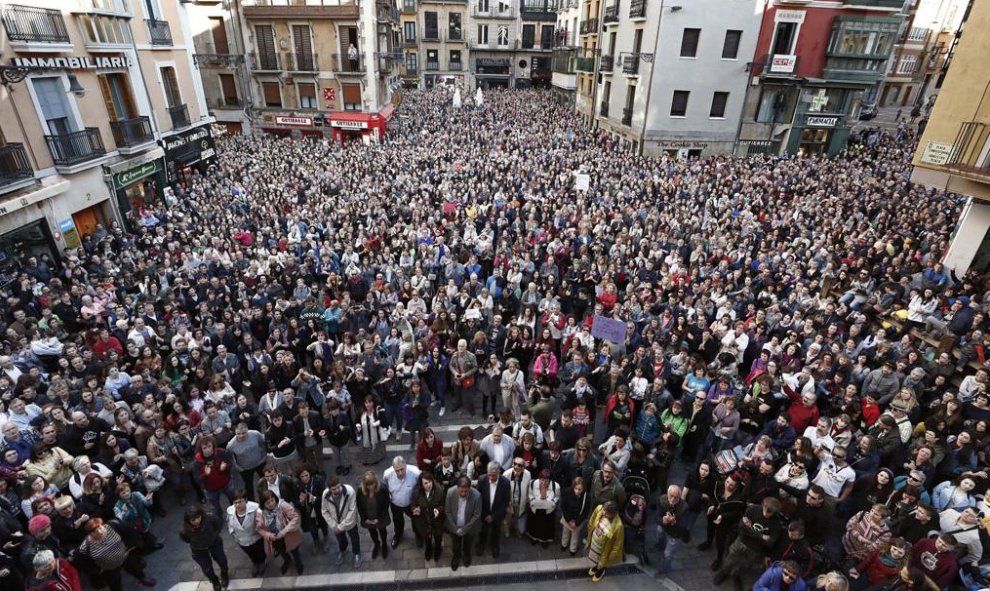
[322,422,490,456]
[167,556,641,591]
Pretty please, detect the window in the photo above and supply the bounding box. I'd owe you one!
[449,50,461,67]
[262,82,281,108]
[160,66,181,107]
[756,87,787,122]
[540,24,554,49]
[477,24,489,45]
[427,49,439,69]
[219,74,238,106]
[405,52,417,72]
[722,30,742,59]
[297,83,316,109]
[478,0,489,11]
[341,83,361,111]
[680,28,700,58]
[829,20,897,57]
[710,91,728,118]
[143,0,160,19]
[404,22,416,42]
[907,26,926,42]
[497,25,509,46]
[424,12,438,39]
[210,17,229,54]
[624,84,636,110]
[98,73,136,120]
[33,78,76,136]
[897,54,917,74]
[772,21,797,55]
[78,14,132,45]
[670,90,689,117]
[522,24,535,49]
[449,13,462,40]
[255,25,277,69]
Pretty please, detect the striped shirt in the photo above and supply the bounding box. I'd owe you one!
[80,526,128,570]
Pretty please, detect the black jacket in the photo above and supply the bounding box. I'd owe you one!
[477,475,510,523]
[179,513,223,551]
[559,486,591,524]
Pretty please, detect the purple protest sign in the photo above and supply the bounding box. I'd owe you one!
[591,316,627,343]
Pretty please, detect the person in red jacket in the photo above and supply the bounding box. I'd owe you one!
[784,387,820,434]
[415,428,444,472]
[910,534,959,590]
[597,284,618,312]
[25,550,82,591]
[850,538,911,591]
[91,329,123,361]
[194,435,235,517]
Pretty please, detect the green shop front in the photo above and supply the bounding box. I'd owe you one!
[104,149,167,231]
[786,111,850,156]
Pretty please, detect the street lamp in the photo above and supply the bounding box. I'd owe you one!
[0,66,85,96]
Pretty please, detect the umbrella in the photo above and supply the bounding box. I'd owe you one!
[453,86,462,108]
[475,87,484,107]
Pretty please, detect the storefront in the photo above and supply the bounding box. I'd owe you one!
[161,124,217,188]
[259,114,326,139]
[104,149,167,231]
[327,105,394,144]
[786,112,849,156]
[475,58,511,89]
[0,220,58,288]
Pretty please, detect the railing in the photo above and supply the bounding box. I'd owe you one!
[471,5,516,18]
[579,18,598,34]
[603,3,619,23]
[423,29,440,41]
[405,66,418,76]
[401,0,416,13]
[110,116,154,148]
[447,31,464,42]
[844,0,903,7]
[285,51,318,71]
[629,0,646,18]
[621,108,632,125]
[1,4,69,43]
[403,38,417,47]
[622,54,639,74]
[946,122,990,178]
[0,144,33,187]
[45,129,106,167]
[252,51,280,70]
[426,61,439,71]
[146,18,172,46]
[600,54,614,71]
[337,54,364,72]
[599,100,609,117]
[168,104,190,129]
[450,62,463,71]
[575,57,594,72]
[522,38,535,49]
[540,38,552,50]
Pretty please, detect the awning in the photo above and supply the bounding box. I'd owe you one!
[328,112,376,123]
[379,104,396,121]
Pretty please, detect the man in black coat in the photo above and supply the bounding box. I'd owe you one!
[476,461,510,559]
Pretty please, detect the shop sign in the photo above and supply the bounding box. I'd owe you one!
[331,119,368,130]
[776,9,805,23]
[656,141,710,149]
[805,115,839,128]
[11,56,131,69]
[769,54,797,74]
[920,141,953,165]
[111,159,162,190]
[58,219,81,250]
[162,125,217,183]
[274,115,313,127]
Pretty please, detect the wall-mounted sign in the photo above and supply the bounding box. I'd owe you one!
[331,119,368,130]
[805,116,839,128]
[11,56,131,69]
[161,125,216,183]
[776,9,805,23]
[769,54,797,74]
[656,141,710,149]
[111,159,162,190]
[920,141,953,165]
[274,115,313,127]
[322,87,336,102]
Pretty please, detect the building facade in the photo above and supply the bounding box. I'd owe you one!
[517,0,556,88]
[416,0,467,88]
[573,0,601,123]
[0,0,212,275]
[551,0,581,105]
[234,0,399,140]
[910,0,989,273]
[187,0,252,134]
[736,0,905,157]
[470,0,518,89]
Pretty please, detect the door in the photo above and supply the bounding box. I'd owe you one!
[255,25,277,69]
[73,207,102,238]
[33,77,75,136]
[292,25,314,70]
[98,73,137,121]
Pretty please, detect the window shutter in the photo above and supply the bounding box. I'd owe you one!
[263,82,281,107]
[256,25,275,58]
[220,74,238,104]
[342,83,361,105]
[210,17,229,54]
[98,75,120,120]
[293,25,312,55]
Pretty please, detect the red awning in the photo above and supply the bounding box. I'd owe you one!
[327,111,376,122]
[379,104,396,121]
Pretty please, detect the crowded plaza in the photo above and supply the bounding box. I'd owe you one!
[0,86,985,591]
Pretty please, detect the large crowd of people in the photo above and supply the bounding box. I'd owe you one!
[0,86,985,591]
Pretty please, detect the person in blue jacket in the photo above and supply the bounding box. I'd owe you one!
[753,560,807,591]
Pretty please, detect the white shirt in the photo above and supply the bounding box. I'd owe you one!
[383,465,421,507]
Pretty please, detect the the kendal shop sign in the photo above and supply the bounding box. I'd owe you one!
[11,56,131,69]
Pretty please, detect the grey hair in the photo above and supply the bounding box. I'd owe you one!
[392,456,406,469]
[487,461,501,473]
[32,549,54,570]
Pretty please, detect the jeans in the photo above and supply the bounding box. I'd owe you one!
[204,484,235,517]
[335,527,361,555]
[191,536,229,582]
[384,400,403,432]
[655,527,682,573]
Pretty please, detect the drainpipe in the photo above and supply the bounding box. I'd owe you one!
[637,0,665,155]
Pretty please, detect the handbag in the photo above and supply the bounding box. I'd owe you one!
[459,375,476,390]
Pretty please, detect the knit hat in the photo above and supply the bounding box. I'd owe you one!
[28,514,51,536]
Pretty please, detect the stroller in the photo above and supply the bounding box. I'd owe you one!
[621,473,651,565]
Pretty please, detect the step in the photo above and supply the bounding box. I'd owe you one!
[166,556,641,591]
[322,423,490,456]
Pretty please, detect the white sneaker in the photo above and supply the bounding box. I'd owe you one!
[354,554,362,568]
[439,407,446,417]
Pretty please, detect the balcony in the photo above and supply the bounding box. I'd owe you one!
[76,0,131,15]
[423,29,440,41]
[629,0,646,19]
[579,18,598,35]
[193,52,246,68]
[575,56,594,72]
[426,61,439,71]
[621,108,632,125]
[240,0,360,20]
[0,144,34,189]
[403,38,417,47]
[622,54,639,75]
[450,62,463,71]
[168,104,191,129]
[285,51,318,71]
[146,19,172,46]
[252,51,280,71]
[337,54,364,73]
[404,66,418,76]
[1,4,70,44]
[110,116,154,149]
[45,129,106,167]
[401,0,416,13]
[521,0,556,20]
[447,31,465,42]
[600,54,614,71]
[945,122,990,181]
[471,5,516,18]
[603,3,619,24]
[822,56,887,83]
[599,100,609,117]
[843,0,903,8]
[552,47,575,74]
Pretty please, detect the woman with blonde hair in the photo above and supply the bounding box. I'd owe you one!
[812,571,849,591]
[355,470,391,560]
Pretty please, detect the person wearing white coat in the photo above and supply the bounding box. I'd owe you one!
[525,469,560,547]
[321,478,362,567]
[227,492,267,577]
